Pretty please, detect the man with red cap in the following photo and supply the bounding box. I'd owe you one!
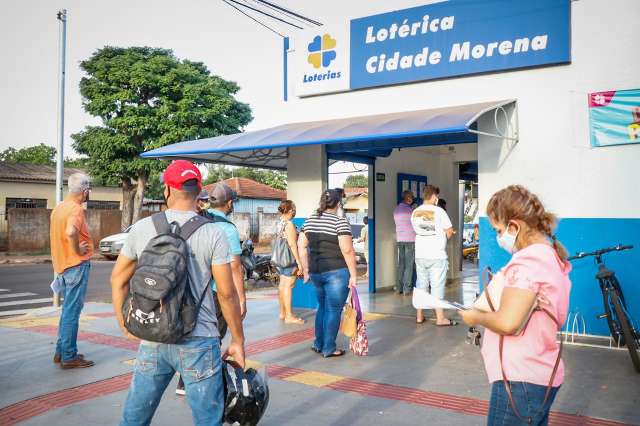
[111,160,245,425]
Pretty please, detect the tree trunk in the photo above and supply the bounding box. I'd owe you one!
[121,178,136,230]
[131,172,147,225]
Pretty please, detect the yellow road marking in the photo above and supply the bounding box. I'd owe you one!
[363,312,388,321]
[284,371,345,387]
[0,314,94,328]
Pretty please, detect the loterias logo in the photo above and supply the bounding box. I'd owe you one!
[303,33,342,83]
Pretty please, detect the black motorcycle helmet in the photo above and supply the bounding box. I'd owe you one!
[222,361,270,426]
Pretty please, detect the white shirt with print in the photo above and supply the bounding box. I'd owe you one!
[411,204,453,260]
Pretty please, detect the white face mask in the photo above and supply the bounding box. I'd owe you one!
[496,224,519,254]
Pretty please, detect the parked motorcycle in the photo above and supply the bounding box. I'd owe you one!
[241,239,279,283]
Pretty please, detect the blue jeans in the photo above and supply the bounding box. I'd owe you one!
[488,381,560,426]
[120,337,224,426]
[55,261,90,362]
[310,268,350,356]
[397,242,415,293]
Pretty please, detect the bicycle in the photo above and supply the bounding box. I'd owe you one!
[568,244,640,373]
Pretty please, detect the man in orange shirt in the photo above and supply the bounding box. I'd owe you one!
[50,172,95,369]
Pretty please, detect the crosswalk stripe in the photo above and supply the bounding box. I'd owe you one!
[0,292,38,299]
[0,309,48,317]
[0,289,8,292]
[0,298,53,307]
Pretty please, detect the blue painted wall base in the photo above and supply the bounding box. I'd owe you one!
[291,217,319,309]
[479,217,640,337]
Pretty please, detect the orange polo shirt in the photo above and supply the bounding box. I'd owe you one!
[50,199,93,273]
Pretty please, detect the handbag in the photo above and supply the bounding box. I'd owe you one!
[271,221,296,268]
[340,290,357,337]
[477,268,563,424]
[349,287,369,356]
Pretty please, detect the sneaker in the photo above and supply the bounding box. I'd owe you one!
[60,356,95,369]
[175,376,186,396]
[53,353,84,364]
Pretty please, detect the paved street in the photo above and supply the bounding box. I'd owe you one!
[0,262,115,317]
[1,288,639,426]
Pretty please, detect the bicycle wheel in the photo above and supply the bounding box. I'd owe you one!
[609,275,627,309]
[601,282,624,345]
[610,290,640,373]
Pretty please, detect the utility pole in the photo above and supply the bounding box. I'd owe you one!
[54,9,67,308]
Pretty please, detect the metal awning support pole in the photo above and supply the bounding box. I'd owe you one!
[466,103,519,143]
[53,9,67,308]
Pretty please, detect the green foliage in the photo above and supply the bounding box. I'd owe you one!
[0,143,90,171]
[204,164,287,190]
[0,143,56,165]
[145,171,165,200]
[71,46,252,193]
[344,174,368,188]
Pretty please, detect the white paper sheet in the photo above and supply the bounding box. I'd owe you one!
[412,288,469,311]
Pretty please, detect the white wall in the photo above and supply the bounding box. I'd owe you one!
[281,0,639,221]
[287,145,327,218]
[373,144,477,288]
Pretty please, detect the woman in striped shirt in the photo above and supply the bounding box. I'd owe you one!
[298,189,358,358]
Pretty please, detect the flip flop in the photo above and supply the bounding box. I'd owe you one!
[416,318,426,324]
[436,319,459,327]
[323,349,346,358]
[284,316,306,324]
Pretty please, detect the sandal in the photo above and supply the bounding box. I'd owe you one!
[284,316,306,324]
[323,349,346,358]
[436,319,459,327]
[416,318,426,324]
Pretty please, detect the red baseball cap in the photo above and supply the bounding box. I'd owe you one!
[161,160,202,190]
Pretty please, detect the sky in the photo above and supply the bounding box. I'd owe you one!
[0,0,432,184]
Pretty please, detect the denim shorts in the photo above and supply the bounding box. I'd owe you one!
[415,258,448,300]
[276,265,297,277]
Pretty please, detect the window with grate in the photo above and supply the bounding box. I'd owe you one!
[87,200,120,210]
[6,197,47,209]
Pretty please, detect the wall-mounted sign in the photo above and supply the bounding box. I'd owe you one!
[376,172,386,182]
[589,89,640,147]
[293,0,571,97]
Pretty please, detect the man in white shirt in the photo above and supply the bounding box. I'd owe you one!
[411,185,457,326]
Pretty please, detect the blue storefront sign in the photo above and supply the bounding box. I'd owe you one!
[294,0,571,97]
[589,88,640,147]
[349,0,571,90]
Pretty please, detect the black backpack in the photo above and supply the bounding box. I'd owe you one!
[122,212,212,343]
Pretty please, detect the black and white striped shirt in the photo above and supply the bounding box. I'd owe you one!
[301,212,352,274]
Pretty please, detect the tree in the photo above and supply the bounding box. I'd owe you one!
[344,174,368,188]
[203,165,287,190]
[0,143,56,165]
[72,47,252,229]
[0,143,90,170]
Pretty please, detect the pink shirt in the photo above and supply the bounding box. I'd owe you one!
[393,202,416,242]
[480,244,571,387]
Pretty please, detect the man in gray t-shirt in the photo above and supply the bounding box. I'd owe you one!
[120,209,231,338]
[111,160,245,425]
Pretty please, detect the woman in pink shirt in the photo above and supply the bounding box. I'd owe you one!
[461,185,571,426]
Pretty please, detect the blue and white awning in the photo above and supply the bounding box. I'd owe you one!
[142,100,515,169]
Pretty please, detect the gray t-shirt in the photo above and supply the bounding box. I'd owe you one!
[121,209,231,338]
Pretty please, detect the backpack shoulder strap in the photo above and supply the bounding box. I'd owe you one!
[151,212,171,235]
[209,214,236,228]
[179,215,212,241]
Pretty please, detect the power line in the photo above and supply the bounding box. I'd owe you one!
[329,168,368,175]
[257,0,322,26]
[221,0,285,37]
[249,0,312,28]
[227,0,304,29]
